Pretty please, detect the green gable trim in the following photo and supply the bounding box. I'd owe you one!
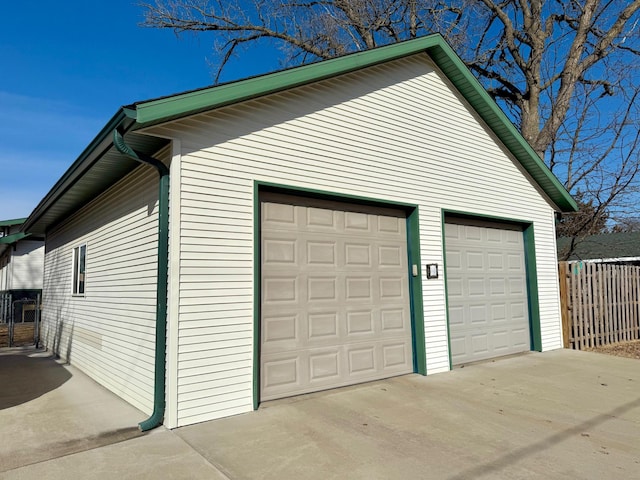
[0,218,27,227]
[132,34,576,213]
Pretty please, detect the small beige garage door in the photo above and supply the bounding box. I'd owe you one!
[260,194,413,401]
[445,220,530,366]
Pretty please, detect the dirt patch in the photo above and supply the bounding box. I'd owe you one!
[585,340,640,360]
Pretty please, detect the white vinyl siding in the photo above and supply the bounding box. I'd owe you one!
[41,157,167,415]
[0,240,44,291]
[11,240,45,290]
[146,52,563,427]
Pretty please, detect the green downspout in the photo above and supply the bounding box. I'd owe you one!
[113,128,169,432]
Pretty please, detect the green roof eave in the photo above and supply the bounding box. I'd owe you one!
[425,41,577,213]
[0,218,27,227]
[131,34,576,213]
[0,232,30,244]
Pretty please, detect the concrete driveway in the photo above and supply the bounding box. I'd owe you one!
[2,347,639,479]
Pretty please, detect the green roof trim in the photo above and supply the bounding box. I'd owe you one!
[0,218,27,227]
[24,33,576,236]
[0,232,30,244]
[131,34,576,212]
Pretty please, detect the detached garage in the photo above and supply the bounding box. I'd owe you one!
[22,34,576,429]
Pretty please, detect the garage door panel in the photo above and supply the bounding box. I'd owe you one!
[445,222,530,365]
[262,197,412,401]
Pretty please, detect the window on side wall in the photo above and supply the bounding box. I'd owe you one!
[72,244,86,296]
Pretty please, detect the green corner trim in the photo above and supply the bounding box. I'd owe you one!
[252,181,426,408]
[252,182,261,410]
[440,210,453,369]
[441,210,543,357]
[523,226,542,351]
[407,208,427,375]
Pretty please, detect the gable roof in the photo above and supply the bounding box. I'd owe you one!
[23,34,576,235]
[557,232,640,262]
[0,219,31,257]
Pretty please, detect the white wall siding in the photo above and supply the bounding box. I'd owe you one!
[41,161,165,415]
[9,240,44,290]
[148,53,563,426]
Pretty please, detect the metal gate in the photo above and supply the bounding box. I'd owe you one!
[0,293,41,348]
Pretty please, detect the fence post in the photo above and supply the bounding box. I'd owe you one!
[559,262,571,348]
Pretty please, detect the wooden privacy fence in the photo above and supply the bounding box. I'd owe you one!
[558,262,640,349]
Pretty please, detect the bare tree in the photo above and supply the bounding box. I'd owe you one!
[142,1,640,257]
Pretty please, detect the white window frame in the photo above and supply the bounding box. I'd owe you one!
[72,244,87,296]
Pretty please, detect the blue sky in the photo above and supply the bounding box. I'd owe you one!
[0,1,276,220]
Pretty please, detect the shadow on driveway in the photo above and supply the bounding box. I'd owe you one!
[0,348,71,409]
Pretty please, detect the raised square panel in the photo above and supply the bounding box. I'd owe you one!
[489,278,506,295]
[383,343,407,367]
[310,352,339,380]
[446,251,462,269]
[347,311,373,334]
[470,305,487,324]
[468,279,485,296]
[345,243,371,266]
[508,277,525,295]
[378,216,401,233]
[448,305,465,326]
[264,239,296,264]
[445,224,461,240]
[465,251,484,269]
[449,335,467,360]
[447,278,463,297]
[309,313,338,338]
[471,333,489,354]
[511,328,529,347]
[492,330,509,350]
[307,207,335,227]
[308,278,336,300]
[263,278,296,302]
[263,203,295,224]
[380,278,403,299]
[263,358,298,387]
[490,304,506,322]
[504,230,521,244]
[510,302,525,320]
[465,226,482,241]
[348,348,375,373]
[486,229,502,242]
[263,315,297,342]
[381,309,404,330]
[488,253,503,270]
[507,254,523,270]
[379,246,401,266]
[345,212,370,230]
[346,278,372,300]
[308,241,336,265]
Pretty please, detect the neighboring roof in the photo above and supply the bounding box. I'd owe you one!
[557,232,640,262]
[0,232,31,257]
[0,218,27,228]
[23,34,577,235]
[0,232,30,245]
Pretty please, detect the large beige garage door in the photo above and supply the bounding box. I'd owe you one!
[260,194,413,401]
[445,220,530,366]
